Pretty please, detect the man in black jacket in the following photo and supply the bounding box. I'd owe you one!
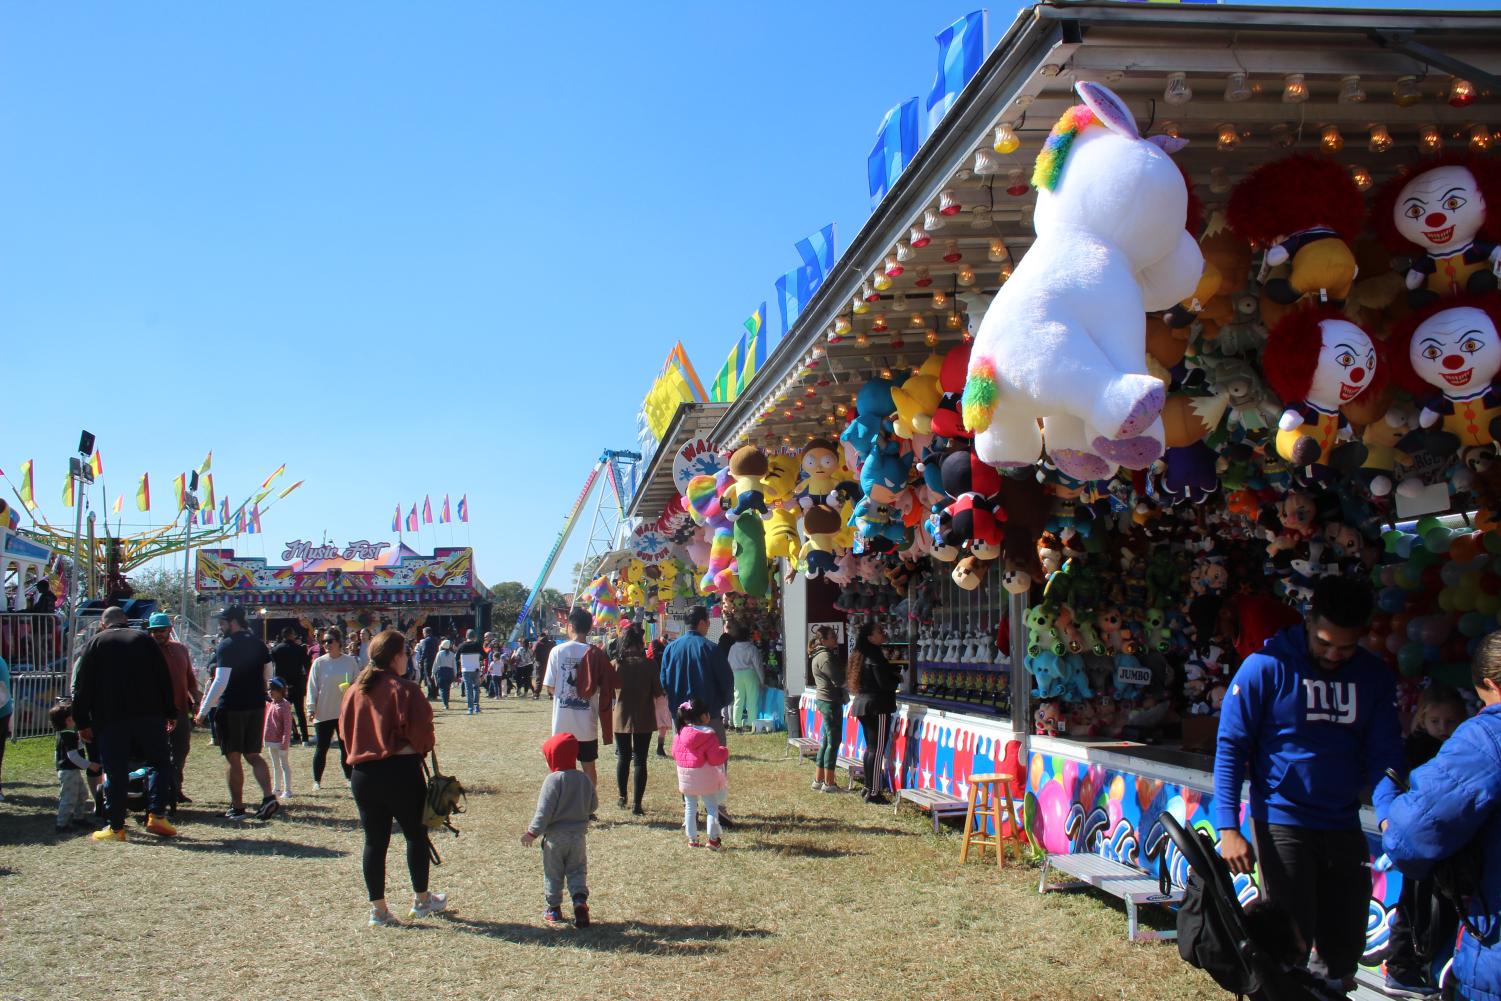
[73,606,179,840]
[270,628,311,745]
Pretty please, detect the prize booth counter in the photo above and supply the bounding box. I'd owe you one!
[685,2,1501,975]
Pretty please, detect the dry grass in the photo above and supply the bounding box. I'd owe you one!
[0,700,1222,1001]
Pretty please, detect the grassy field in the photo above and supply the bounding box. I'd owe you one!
[0,699,1223,1001]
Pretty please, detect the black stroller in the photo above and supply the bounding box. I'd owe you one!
[1160,811,1347,1001]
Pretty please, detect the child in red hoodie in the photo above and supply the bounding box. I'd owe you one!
[521,733,597,927]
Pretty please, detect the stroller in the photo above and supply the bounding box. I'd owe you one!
[94,766,156,821]
[1160,811,1347,1001]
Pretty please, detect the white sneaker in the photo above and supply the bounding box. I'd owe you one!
[823,783,843,794]
[278,793,292,802]
[368,907,402,928]
[312,782,321,792]
[409,891,448,919]
[811,780,826,792]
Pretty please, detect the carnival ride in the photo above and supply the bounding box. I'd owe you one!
[508,449,640,643]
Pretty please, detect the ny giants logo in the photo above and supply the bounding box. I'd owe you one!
[1303,678,1358,725]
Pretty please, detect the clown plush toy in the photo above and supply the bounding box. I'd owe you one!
[1263,305,1378,468]
[1374,154,1501,308]
[1228,154,1366,306]
[1389,295,1501,448]
[962,81,1201,481]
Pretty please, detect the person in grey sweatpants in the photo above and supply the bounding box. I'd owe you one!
[521,732,597,928]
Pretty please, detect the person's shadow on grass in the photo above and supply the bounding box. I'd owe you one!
[442,914,772,953]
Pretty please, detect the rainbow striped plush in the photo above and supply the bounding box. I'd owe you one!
[1031,105,1098,192]
[961,356,999,433]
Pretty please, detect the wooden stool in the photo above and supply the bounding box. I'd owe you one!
[959,743,1028,867]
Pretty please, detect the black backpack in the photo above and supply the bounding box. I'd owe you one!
[1176,854,1262,996]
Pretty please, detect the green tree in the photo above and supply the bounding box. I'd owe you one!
[128,565,212,632]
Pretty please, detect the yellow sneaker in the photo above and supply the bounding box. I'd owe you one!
[145,813,178,837]
[91,827,126,842]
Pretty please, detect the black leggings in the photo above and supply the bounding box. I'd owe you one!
[312,719,350,784]
[614,731,651,805]
[350,755,429,902]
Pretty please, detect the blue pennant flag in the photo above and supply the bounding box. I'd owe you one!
[867,98,920,209]
[794,224,836,296]
[926,11,988,135]
[775,267,816,337]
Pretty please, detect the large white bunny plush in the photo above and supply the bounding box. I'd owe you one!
[962,82,1203,481]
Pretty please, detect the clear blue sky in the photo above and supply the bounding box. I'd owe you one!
[0,1,1486,590]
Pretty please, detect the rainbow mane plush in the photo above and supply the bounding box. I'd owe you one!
[685,473,738,593]
[1031,106,1098,192]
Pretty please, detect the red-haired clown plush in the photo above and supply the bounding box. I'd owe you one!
[1388,294,1501,447]
[1228,154,1365,306]
[1263,305,1378,467]
[1373,154,1501,309]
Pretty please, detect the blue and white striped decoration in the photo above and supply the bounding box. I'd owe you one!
[867,97,920,209]
[925,10,988,135]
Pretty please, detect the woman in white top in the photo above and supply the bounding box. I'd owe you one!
[307,627,359,789]
[431,640,458,710]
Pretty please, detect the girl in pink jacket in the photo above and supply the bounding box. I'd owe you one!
[673,699,728,850]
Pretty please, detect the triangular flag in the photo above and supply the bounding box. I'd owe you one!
[250,503,262,534]
[89,451,104,478]
[202,473,215,510]
[112,495,123,514]
[457,495,469,523]
[19,460,34,510]
[262,463,286,489]
[136,473,150,512]
[405,505,419,533]
[392,504,401,532]
[62,471,74,508]
[174,473,187,513]
[279,479,304,499]
[440,494,451,524]
[199,451,213,475]
[220,497,229,523]
[423,495,433,524]
[254,488,273,504]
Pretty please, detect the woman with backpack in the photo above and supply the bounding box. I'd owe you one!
[1382,632,1501,1001]
[847,621,901,805]
[338,629,445,927]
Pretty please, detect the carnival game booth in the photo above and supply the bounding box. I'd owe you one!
[196,539,482,641]
[665,0,1501,980]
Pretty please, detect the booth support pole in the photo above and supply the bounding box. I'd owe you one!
[64,462,86,680]
[1008,589,1030,736]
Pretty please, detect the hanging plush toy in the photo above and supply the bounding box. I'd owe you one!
[962,81,1201,480]
[1263,305,1378,468]
[763,506,801,561]
[891,354,944,438]
[929,342,973,440]
[798,503,842,577]
[851,442,911,554]
[1373,153,1501,308]
[1388,295,1501,449]
[1227,153,1366,306]
[685,474,736,594]
[725,445,770,518]
[840,378,897,460]
[761,455,801,506]
[797,438,845,508]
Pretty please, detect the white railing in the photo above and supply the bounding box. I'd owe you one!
[2,612,70,741]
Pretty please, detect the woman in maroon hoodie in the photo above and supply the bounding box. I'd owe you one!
[339,629,444,927]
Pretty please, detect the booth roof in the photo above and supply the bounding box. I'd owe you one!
[711,0,1501,451]
[627,400,729,521]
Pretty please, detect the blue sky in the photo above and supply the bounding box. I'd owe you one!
[1,0,1487,591]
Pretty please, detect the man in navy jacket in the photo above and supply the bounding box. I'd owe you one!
[1213,577,1403,992]
[1382,634,1501,1001]
[660,606,734,822]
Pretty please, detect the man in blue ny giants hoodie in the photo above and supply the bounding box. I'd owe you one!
[1214,577,1404,992]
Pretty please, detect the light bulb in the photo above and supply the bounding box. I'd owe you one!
[1471,125,1493,152]
[914,266,933,288]
[1320,124,1344,153]
[879,368,893,381]
[1223,71,1252,103]
[1338,75,1366,104]
[1019,203,1034,229]
[1392,76,1421,108]
[1217,123,1240,151]
[1164,71,1192,106]
[825,326,842,344]
[945,312,963,330]
[1158,121,1180,139]
[884,254,904,278]
[931,288,948,309]
[909,224,931,248]
[1209,166,1230,194]
[1350,165,1373,192]
[888,337,904,351]
[924,330,940,348]
[896,240,915,262]
[957,264,975,286]
[969,205,991,229]
[891,291,908,313]
[1006,168,1029,197]
[855,333,870,348]
[1419,124,1443,153]
[992,123,1019,154]
[834,315,851,335]
[1368,124,1393,153]
[923,208,945,232]
[872,272,892,292]
[1449,78,1476,108]
[988,238,1008,262]
[1282,73,1308,104]
[852,295,870,315]
[998,261,1013,282]
[974,148,1004,175]
[938,189,962,216]
[942,239,962,263]
[871,314,888,333]
[909,312,927,329]
[1270,123,1294,149]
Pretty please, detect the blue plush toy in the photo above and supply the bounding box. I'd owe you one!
[839,378,897,460]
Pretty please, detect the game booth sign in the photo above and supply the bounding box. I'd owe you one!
[196,539,482,637]
[612,2,1501,989]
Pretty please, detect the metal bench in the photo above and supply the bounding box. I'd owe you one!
[1039,852,1184,942]
[895,786,970,833]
